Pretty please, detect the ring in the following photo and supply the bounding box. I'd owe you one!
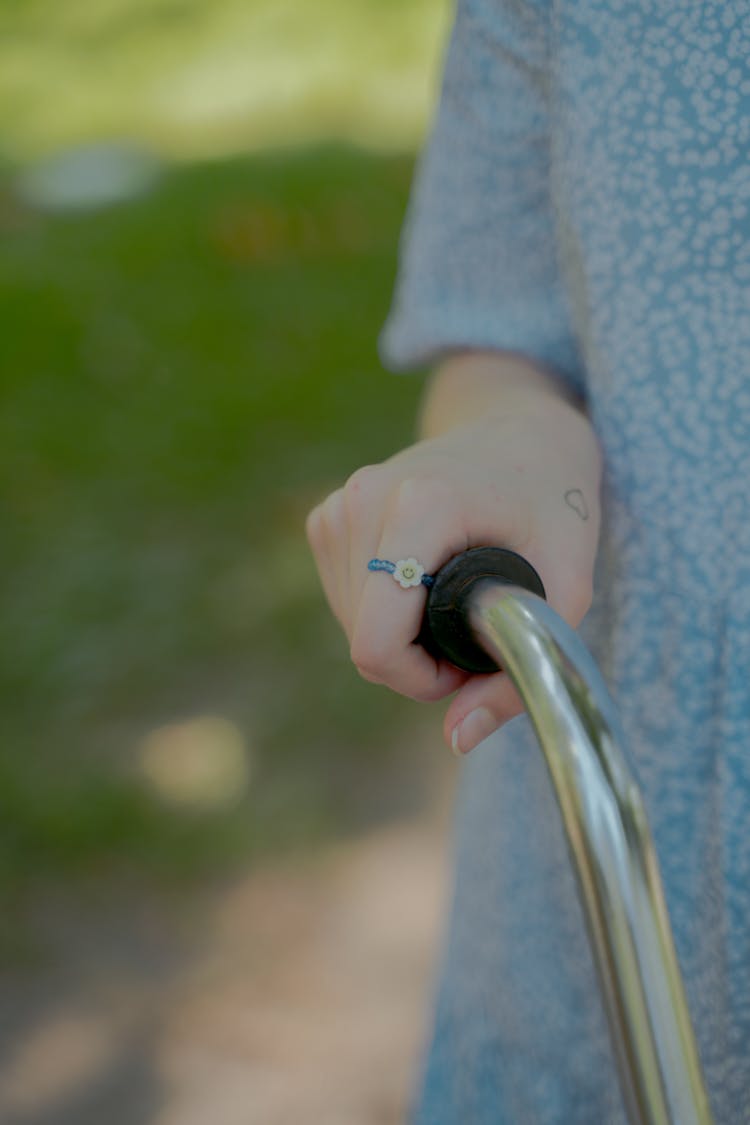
[367,557,435,589]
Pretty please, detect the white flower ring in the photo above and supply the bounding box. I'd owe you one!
[367,557,435,589]
[393,558,424,588]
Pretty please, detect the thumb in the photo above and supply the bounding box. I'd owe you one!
[444,673,526,756]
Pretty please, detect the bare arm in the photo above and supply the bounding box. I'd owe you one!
[418,350,587,440]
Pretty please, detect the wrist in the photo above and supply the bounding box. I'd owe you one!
[418,350,586,440]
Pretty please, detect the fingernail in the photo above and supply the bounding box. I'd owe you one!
[451,707,497,756]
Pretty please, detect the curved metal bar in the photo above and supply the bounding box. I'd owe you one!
[470,584,714,1125]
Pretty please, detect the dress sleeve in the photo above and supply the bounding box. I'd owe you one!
[379,0,585,396]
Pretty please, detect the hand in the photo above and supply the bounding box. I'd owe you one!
[306,381,602,756]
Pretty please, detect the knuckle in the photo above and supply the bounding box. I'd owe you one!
[306,490,342,544]
[343,464,383,515]
[410,681,447,704]
[349,637,386,683]
[345,463,381,493]
[350,636,448,700]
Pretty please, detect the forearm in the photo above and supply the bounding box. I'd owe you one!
[417,350,587,441]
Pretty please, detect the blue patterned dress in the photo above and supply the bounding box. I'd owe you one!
[380,2,750,1121]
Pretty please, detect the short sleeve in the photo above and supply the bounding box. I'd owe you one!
[379,0,586,396]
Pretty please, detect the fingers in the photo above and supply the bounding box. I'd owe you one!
[307,468,387,633]
[306,495,347,629]
[349,477,470,701]
[307,472,471,703]
[443,672,526,755]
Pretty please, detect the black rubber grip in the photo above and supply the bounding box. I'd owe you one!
[416,547,546,674]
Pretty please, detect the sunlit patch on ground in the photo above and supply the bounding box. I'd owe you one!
[0,1010,123,1119]
[16,143,162,211]
[0,804,450,1125]
[138,716,251,809]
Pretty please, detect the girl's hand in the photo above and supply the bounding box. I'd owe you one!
[306,362,603,756]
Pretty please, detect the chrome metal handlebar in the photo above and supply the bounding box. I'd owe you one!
[468,583,714,1125]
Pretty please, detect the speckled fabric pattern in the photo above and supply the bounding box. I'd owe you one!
[380,2,750,1121]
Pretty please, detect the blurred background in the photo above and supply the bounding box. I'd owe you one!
[0,2,456,1123]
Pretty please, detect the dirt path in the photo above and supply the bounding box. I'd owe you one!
[0,753,455,1124]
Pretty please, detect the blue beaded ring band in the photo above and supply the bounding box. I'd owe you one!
[367,557,435,590]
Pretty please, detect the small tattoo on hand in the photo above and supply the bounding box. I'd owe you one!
[565,489,589,521]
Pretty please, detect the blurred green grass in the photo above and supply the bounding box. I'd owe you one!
[0,144,432,904]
